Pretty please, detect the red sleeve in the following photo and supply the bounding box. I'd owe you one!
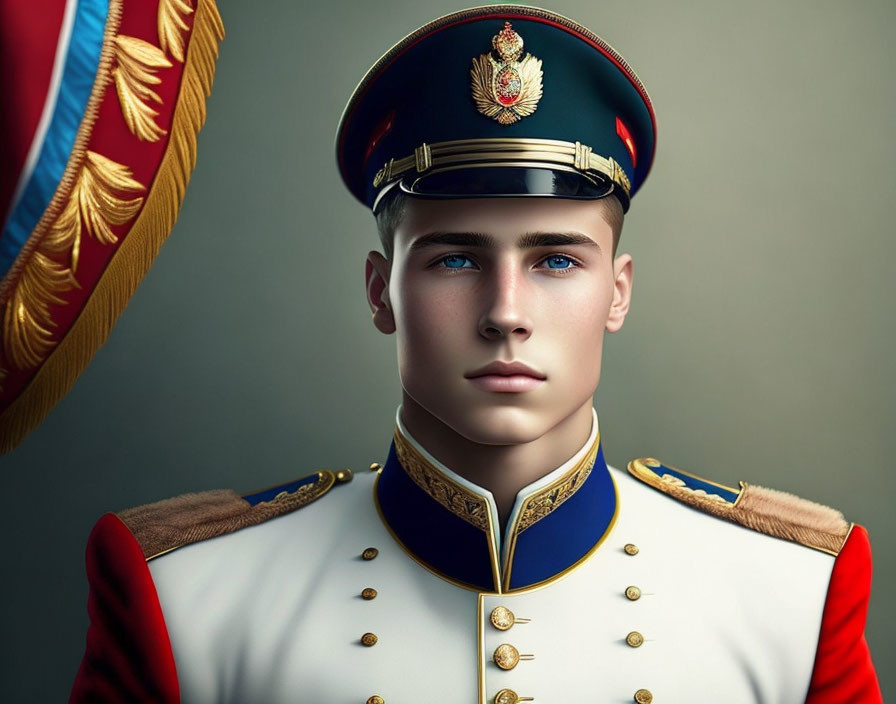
[805,524,882,704]
[70,513,180,703]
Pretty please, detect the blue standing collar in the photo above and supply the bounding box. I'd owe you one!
[375,425,618,593]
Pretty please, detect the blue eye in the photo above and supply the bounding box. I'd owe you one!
[543,255,576,269]
[438,254,475,269]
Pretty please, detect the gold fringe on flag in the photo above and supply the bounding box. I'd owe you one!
[0,0,225,454]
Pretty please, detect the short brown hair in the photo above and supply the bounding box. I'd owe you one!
[374,189,624,260]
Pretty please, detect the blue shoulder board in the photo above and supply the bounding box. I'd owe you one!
[243,468,352,506]
[627,457,851,556]
[629,457,741,504]
[118,469,354,560]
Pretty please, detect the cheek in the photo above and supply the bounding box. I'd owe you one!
[535,281,611,388]
[395,277,469,341]
[540,280,613,338]
[392,275,474,376]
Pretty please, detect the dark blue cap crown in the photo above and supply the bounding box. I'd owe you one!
[336,5,656,213]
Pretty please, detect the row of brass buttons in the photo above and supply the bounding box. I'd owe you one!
[362,461,383,704]
[358,485,653,703]
[492,687,650,703]
[625,544,652,703]
[488,605,533,703]
[360,544,380,650]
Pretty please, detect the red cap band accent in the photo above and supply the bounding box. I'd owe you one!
[616,116,636,168]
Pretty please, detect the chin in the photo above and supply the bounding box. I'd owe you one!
[439,403,557,447]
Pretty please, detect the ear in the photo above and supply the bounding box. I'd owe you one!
[605,253,633,333]
[365,251,395,334]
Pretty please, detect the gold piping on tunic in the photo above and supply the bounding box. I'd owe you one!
[477,593,486,704]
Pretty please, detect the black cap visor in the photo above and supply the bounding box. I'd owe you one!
[375,166,627,213]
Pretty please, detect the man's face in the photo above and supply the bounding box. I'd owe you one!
[366,196,633,446]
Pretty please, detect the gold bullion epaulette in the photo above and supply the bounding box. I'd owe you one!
[118,469,353,561]
[627,458,851,556]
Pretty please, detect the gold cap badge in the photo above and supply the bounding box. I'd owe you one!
[470,22,543,125]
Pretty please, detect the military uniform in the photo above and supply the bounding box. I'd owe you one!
[72,411,879,702]
[72,5,881,702]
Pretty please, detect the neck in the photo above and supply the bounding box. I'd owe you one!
[398,394,595,529]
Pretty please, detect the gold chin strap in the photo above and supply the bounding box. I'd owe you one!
[372,137,631,198]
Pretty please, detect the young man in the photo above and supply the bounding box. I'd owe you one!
[72,6,881,702]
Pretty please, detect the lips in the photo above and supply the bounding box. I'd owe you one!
[465,361,546,380]
[465,361,546,392]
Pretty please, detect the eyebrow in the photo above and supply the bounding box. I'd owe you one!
[409,231,600,252]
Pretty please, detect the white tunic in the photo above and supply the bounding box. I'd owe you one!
[148,429,834,704]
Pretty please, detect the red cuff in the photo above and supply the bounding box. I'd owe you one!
[70,513,180,703]
[805,524,882,704]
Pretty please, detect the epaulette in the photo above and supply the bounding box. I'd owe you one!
[627,458,851,556]
[118,469,354,561]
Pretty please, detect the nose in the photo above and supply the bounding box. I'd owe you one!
[478,263,533,342]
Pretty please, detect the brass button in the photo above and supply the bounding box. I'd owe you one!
[494,689,534,704]
[334,469,353,483]
[625,585,642,601]
[367,697,385,704]
[634,689,653,704]
[624,543,639,556]
[492,643,534,670]
[361,632,378,647]
[362,547,379,560]
[626,631,645,648]
[369,462,382,471]
[489,605,530,631]
[361,588,377,600]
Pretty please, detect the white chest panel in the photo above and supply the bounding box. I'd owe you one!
[149,467,834,704]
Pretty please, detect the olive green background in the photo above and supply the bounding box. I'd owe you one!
[1,0,893,699]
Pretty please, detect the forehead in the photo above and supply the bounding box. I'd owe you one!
[394,196,615,248]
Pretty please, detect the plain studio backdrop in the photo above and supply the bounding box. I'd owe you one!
[1,0,893,700]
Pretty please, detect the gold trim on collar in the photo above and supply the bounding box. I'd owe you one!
[503,470,619,595]
[516,434,600,533]
[393,428,490,531]
[373,469,502,593]
[501,432,600,590]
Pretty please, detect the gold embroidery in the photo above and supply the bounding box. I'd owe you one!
[44,151,145,256]
[500,433,601,591]
[158,0,194,62]
[659,472,728,503]
[256,471,334,508]
[3,152,145,370]
[3,254,77,370]
[515,439,599,533]
[470,22,543,125]
[627,458,851,555]
[373,474,501,592]
[113,35,173,141]
[393,429,489,530]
